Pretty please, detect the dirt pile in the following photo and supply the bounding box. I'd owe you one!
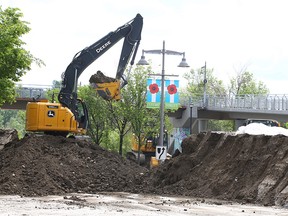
[0,134,147,196]
[0,130,288,207]
[89,70,116,84]
[147,132,288,206]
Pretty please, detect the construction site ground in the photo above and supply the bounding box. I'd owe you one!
[0,128,288,215]
[1,193,287,216]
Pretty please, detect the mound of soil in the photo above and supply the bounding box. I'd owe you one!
[0,130,288,207]
[146,132,288,206]
[0,134,147,197]
[89,70,116,84]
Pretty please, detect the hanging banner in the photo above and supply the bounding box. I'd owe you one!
[146,78,180,109]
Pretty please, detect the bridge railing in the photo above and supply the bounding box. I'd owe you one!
[15,85,53,99]
[180,94,288,111]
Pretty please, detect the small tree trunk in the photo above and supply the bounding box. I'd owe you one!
[137,135,141,165]
[119,134,124,156]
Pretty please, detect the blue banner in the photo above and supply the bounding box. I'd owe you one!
[146,78,180,109]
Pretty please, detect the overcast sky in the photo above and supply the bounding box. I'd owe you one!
[2,0,288,94]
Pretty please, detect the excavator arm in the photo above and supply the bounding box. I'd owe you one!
[58,14,143,114]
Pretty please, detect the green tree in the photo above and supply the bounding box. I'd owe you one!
[8,110,25,138]
[0,109,25,138]
[78,85,110,145]
[184,65,270,132]
[122,66,151,163]
[52,80,61,89]
[0,6,43,106]
[184,67,230,131]
[183,67,226,97]
[45,80,61,102]
[0,112,3,126]
[107,99,131,156]
[0,110,17,127]
[228,65,269,95]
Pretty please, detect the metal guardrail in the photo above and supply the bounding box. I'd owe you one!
[180,94,288,112]
[207,94,288,111]
[15,85,53,99]
[16,88,47,99]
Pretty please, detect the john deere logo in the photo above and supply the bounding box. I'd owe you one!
[47,110,55,118]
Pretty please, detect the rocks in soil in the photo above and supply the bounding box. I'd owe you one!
[89,71,117,84]
[0,129,18,150]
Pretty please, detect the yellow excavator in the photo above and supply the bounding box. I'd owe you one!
[126,131,168,168]
[25,14,143,136]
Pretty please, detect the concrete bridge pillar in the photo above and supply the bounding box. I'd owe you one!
[189,118,208,134]
[235,119,245,130]
[199,119,208,132]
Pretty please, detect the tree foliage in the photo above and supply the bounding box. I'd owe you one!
[121,66,150,160]
[78,85,110,145]
[0,109,25,138]
[183,64,269,132]
[0,6,43,106]
[45,80,61,102]
[183,67,226,97]
[107,99,131,156]
[228,65,269,95]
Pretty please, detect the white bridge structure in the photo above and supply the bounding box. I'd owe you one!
[171,94,288,133]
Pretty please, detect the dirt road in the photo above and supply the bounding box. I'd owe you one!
[0,192,287,216]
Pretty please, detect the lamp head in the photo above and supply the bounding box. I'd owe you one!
[178,57,189,67]
[137,53,149,65]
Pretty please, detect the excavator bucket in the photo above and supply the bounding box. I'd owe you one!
[92,81,121,101]
[89,71,121,100]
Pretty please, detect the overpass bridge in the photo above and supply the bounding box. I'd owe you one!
[2,86,288,133]
[172,94,288,133]
[1,85,51,110]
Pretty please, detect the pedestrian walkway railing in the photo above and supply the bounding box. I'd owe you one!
[180,94,288,111]
[15,84,53,99]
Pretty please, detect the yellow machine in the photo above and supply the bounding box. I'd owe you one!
[93,80,121,101]
[25,14,143,136]
[26,99,88,136]
[126,131,168,168]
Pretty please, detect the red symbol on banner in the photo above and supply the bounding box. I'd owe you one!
[167,84,177,95]
[149,83,159,94]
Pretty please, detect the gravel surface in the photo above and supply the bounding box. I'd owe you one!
[1,192,288,216]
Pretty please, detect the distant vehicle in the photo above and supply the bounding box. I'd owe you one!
[243,119,280,127]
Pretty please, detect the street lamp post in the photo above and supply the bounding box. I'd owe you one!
[202,62,207,108]
[189,98,193,135]
[137,40,189,147]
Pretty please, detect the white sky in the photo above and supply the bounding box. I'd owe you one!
[2,0,288,94]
